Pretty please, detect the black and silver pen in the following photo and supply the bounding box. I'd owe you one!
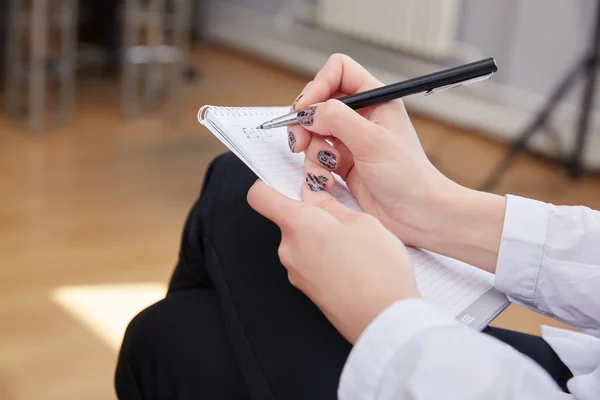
[257,57,498,130]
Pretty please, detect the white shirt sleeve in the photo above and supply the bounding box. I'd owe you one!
[495,195,600,337]
[338,299,570,400]
[339,194,600,400]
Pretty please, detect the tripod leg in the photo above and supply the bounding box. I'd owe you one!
[480,61,583,191]
[567,0,600,178]
[567,58,598,178]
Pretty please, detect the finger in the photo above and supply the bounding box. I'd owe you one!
[290,80,313,112]
[304,134,349,174]
[297,99,387,159]
[303,158,335,192]
[247,180,307,229]
[288,89,351,154]
[287,82,314,153]
[295,54,383,111]
[301,174,358,223]
[330,137,354,180]
[287,124,310,153]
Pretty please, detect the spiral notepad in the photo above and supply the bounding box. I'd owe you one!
[198,105,509,330]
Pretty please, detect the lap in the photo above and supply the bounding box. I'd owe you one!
[168,152,352,400]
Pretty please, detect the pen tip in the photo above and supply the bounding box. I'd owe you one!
[256,125,263,130]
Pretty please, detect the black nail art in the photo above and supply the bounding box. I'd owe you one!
[297,106,316,126]
[317,150,337,170]
[292,94,303,111]
[288,131,296,151]
[305,172,328,192]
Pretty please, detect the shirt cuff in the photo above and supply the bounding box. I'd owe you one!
[495,195,550,306]
[338,298,457,400]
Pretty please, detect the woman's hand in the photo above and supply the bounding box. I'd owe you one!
[289,54,453,246]
[247,179,419,344]
[289,54,506,273]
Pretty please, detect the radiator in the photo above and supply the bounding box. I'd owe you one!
[316,0,463,59]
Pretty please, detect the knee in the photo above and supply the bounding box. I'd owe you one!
[115,301,166,398]
[115,291,251,400]
[117,301,164,366]
[117,291,222,365]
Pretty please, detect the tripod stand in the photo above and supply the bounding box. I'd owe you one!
[481,1,600,191]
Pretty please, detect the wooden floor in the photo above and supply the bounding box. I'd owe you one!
[1,46,599,399]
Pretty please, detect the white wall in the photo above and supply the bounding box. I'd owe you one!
[202,0,600,166]
[460,0,599,109]
[221,0,600,109]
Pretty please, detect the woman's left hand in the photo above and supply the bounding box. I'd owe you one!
[247,179,419,344]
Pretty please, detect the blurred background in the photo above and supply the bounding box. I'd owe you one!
[1,0,599,398]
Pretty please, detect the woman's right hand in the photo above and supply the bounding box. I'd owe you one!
[289,54,454,247]
[289,54,506,272]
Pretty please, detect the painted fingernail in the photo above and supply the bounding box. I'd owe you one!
[288,131,296,151]
[317,150,337,170]
[297,106,316,126]
[292,94,303,111]
[305,172,328,192]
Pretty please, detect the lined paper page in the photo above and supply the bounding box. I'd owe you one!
[208,107,359,208]
[201,106,496,318]
[410,249,493,316]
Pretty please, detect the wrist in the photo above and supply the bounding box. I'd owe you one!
[347,283,420,345]
[399,182,506,273]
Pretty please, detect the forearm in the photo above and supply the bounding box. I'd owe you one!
[404,185,600,336]
[401,182,506,274]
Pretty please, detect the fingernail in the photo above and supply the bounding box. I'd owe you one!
[317,150,337,170]
[288,131,296,151]
[305,172,328,192]
[292,94,303,111]
[297,106,316,126]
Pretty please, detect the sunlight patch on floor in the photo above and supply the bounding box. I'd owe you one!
[51,283,168,352]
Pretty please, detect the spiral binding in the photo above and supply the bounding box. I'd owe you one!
[197,105,285,124]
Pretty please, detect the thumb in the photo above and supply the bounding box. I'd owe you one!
[247,180,307,229]
[296,99,387,159]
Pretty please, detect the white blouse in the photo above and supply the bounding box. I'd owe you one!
[339,195,600,400]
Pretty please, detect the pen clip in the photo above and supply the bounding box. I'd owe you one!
[425,72,494,96]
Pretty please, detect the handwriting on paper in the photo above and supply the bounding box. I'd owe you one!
[242,127,272,140]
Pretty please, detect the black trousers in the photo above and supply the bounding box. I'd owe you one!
[115,152,573,399]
